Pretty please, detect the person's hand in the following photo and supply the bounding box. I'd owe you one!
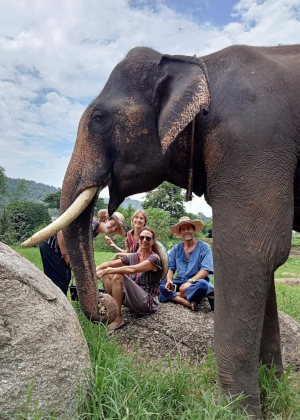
[111,253,121,261]
[165,279,174,292]
[105,236,115,248]
[97,267,111,279]
[179,282,191,294]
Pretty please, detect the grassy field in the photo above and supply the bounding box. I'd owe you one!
[11,246,300,419]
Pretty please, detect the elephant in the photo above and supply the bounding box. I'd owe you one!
[23,44,300,418]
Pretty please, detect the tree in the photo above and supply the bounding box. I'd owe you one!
[93,197,107,216]
[146,207,172,247]
[142,182,185,225]
[121,204,135,229]
[43,191,62,210]
[3,200,51,244]
[0,166,7,198]
[203,219,213,238]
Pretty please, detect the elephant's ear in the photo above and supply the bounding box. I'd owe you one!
[156,55,210,154]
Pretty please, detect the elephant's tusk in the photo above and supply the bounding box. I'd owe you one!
[21,186,99,247]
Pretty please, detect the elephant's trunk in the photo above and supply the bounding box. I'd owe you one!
[62,194,101,321]
[58,108,112,322]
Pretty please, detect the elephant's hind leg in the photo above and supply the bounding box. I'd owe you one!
[259,278,283,375]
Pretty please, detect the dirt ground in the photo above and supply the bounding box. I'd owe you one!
[116,300,300,372]
[289,246,300,257]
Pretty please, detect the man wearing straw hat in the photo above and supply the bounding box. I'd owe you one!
[160,216,214,311]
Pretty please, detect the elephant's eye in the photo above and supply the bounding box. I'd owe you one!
[89,110,113,138]
[94,115,103,123]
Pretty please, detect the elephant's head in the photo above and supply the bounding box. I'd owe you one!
[23,47,210,321]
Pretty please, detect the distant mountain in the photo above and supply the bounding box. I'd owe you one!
[103,197,142,210]
[196,212,211,222]
[5,177,60,204]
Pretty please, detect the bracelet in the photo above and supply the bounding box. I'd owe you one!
[61,253,68,257]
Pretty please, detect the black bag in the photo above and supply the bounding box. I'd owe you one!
[206,290,214,311]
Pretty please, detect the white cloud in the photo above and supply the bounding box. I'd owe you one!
[0,0,299,216]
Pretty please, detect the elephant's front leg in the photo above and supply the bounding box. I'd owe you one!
[211,186,293,418]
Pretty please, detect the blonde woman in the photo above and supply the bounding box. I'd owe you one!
[104,209,148,253]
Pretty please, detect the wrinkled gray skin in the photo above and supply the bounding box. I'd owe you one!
[60,45,300,418]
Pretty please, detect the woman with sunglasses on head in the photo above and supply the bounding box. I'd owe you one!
[39,211,126,296]
[103,209,148,254]
[96,226,168,335]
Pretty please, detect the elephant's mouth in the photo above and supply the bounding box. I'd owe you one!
[21,186,99,247]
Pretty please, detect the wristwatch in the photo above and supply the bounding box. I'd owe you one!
[188,278,194,284]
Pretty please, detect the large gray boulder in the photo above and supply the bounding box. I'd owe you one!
[117,300,300,371]
[0,242,92,419]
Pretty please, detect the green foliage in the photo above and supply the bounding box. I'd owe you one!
[121,203,135,226]
[43,191,61,210]
[143,181,185,225]
[94,197,106,216]
[197,211,212,223]
[146,207,172,247]
[11,179,29,201]
[0,166,7,198]
[186,211,199,220]
[203,219,213,238]
[1,201,51,244]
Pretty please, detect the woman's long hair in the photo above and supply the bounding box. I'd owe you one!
[140,226,159,254]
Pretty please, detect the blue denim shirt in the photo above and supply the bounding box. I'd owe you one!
[169,240,214,282]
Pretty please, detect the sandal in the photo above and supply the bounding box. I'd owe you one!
[191,301,200,312]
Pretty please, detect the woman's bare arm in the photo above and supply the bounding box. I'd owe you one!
[105,236,126,252]
[57,231,70,266]
[98,260,157,279]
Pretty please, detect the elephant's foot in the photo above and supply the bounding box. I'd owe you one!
[246,404,262,419]
[217,369,262,418]
[217,386,262,418]
[98,293,118,324]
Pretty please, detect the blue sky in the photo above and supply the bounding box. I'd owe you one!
[160,0,238,26]
[0,0,299,216]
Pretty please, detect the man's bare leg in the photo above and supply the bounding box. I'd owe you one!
[171,295,191,308]
[108,273,125,334]
[102,273,114,295]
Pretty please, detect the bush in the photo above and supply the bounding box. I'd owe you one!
[0,200,51,245]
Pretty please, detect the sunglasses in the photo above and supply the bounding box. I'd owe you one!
[139,235,152,241]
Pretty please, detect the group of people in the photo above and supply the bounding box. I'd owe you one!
[40,208,214,335]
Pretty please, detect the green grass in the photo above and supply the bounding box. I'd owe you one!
[275,256,300,279]
[12,246,44,271]
[276,283,300,324]
[291,237,300,248]
[10,246,300,419]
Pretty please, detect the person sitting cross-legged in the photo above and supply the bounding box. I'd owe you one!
[160,216,214,311]
[96,226,169,335]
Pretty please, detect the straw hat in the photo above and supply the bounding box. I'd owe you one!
[155,240,169,280]
[170,216,204,237]
[98,209,127,237]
